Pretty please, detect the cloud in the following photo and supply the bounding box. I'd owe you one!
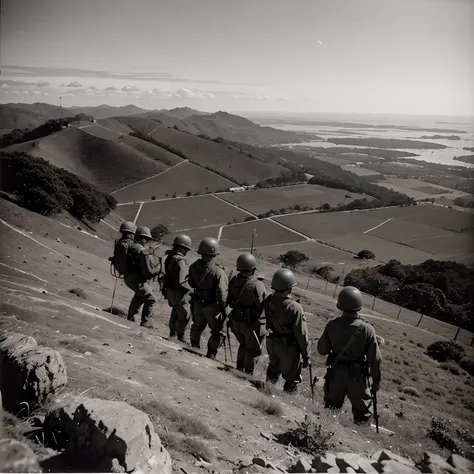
[1,83,9,89]
[105,85,118,91]
[36,80,50,87]
[0,79,37,87]
[33,90,41,95]
[174,88,216,100]
[66,81,82,88]
[121,85,141,92]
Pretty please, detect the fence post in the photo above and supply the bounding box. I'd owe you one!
[371,294,376,311]
[332,281,340,299]
[416,313,424,328]
[453,327,461,341]
[471,334,474,347]
[397,308,402,320]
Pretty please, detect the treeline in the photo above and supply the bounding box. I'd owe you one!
[344,259,474,331]
[0,114,93,148]
[255,167,307,188]
[454,197,474,209]
[0,152,116,223]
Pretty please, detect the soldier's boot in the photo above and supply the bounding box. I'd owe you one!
[177,334,186,343]
[127,294,142,322]
[206,351,217,360]
[140,298,157,329]
[191,341,201,349]
[244,368,254,375]
[283,380,298,394]
[236,361,245,372]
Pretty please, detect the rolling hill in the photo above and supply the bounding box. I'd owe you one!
[69,104,148,119]
[0,102,73,129]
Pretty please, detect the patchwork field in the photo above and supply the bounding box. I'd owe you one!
[218,184,370,216]
[80,124,123,140]
[114,203,141,222]
[112,161,236,203]
[220,219,304,249]
[341,165,382,177]
[135,194,250,232]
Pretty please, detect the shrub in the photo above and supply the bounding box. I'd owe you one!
[427,417,473,458]
[151,195,156,200]
[151,224,169,241]
[440,362,461,375]
[69,288,86,299]
[244,216,256,222]
[459,357,474,376]
[358,249,375,260]
[402,387,420,398]
[279,250,309,269]
[186,191,192,196]
[250,397,284,417]
[426,340,465,363]
[316,265,334,281]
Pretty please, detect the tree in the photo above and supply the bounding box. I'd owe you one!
[151,195,156,200]
[357,249,375,260]
[320,203,331,211]
[279,250,309,269]
[316,265,334,281]
[151,224,169,241]
[186,191,192,196]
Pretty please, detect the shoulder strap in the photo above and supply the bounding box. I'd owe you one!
[332,323,364,366]
[196,265,212,288]
[233,276,255,307]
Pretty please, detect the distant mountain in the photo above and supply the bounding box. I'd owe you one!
[0,102,72,129]
[70,104,149,119]
[160,107,209,119]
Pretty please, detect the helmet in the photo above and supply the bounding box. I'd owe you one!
[197,237,219,256]
[236,253,257,272]
[271,268,297,292]
[135,225,153,240]
[120,221,136,235]
[337,286,363,312]
[173,234,192,251]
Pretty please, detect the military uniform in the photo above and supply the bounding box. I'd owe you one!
[317,289,382,423]
[124,231,158,327]
[188,259,228,356]
[228,273,266,374]
[264,294,310,392]
[164,249,191,340]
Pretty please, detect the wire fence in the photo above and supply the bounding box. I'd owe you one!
[301,273,474,347]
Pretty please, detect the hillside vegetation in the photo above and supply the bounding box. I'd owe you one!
[0,102,73,129]
[345,259,474,331]
[0,151,116,223]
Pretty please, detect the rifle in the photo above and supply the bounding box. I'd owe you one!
[372,382,379,433]
[309,363,315,404]
[226,321,233,362]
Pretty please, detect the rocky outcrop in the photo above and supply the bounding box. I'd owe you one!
[0,438,41,473]
[0,332,67,413]
[44,397,172,473]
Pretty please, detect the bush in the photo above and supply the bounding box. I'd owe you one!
[69,288,86,299]
[279,250,309,269]
[244,216,256,222]
[358,249,375,260]
[151,195,156,200]
[186,191,192,196]
[151,224,169,241]
[250,397,284,417]
[426,340,465,363]
[316,265,334,281]
[427,417,473,458]
[402,387,420,398]
[459,357,474,376]
[440,362,461,375]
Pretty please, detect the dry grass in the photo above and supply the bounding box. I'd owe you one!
[68,287,86,299]
[250,396,284,417]
[158,431,213,462]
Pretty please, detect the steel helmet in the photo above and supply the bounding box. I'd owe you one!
[120,221,136,235]
[237,253,257,272]
[337,286,363,312]
[173,234,192,251]
[197,237,219,256]
[135,225,153,240]
[271,268,297,292]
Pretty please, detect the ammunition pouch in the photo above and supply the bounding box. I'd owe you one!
[229,305,259,323]
[268,330,297,347]
[193,288,215,305]
[325,359,367,381]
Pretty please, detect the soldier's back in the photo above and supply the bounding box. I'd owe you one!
[189,260,221,290]
[266,295,303,335]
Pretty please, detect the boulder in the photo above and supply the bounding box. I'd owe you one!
[357,458,381,473]
[416,452,457,474]
[373,450,416,468]
[0,438,41,473]
[335,452,362,471]
[289,456,312,472]
[380,460,420,473]
[312,453,338,472]
[0,332,67,413]
[447,453,474,473]
[44,398,172,473]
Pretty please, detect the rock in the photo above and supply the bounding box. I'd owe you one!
[239,456,253,467]
[417,452,456,474]
[373,450,416,468]
[357,458,381,473]
[335,452,361,471]
[289,456,312,472]
[260,431,275,441]
[312,453,338,472]
[447,453,474,473]
[253,457,267,467]
[0,332,67,413]
[44,398,172,473]
[380,460,420,473]
[0,438,42,473]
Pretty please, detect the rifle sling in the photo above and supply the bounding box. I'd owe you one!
[331,324,364,367]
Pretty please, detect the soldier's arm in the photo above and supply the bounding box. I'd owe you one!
[216,269,229,308]
[254,280,266,310]
[177,260,191,292]
[188,265,196,289]
[366,325,382,382]
[292,302,310,359]
[317,324,331,356]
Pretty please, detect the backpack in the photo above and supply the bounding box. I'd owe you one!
[110,237,134,277]
[137,246,163,281]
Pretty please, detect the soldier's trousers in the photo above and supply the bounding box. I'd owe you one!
[266,336,302,393]
[124,274,157,325]
[323,365,372,422]
[190,301,225,356]
[168,295,191,339]
[231,320,265,374]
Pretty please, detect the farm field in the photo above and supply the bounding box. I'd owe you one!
[219,184,370,217]
[114,203,141,222]
[112,161,235,203]
[136,194,249,232]
[162,225,220,248]
[341,164,382,176]
[406,233,474,262]
[80,124,123,140]
[219,219,304,249]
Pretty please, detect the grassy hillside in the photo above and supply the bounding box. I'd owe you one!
[69,104,148,119]
[0,102,73,129]
[1,127,167,193]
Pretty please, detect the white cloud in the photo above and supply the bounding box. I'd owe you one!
[121,85,140,92]
[12,90,20,94]
[1,83,10,89]
[33,90,41,95]
[23,91,29,95]
[106,85,118,91]
[66,81,82,88]
[36,80,50,87]
[174,88,215,100]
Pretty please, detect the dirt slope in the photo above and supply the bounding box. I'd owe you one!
[1,198,473,472]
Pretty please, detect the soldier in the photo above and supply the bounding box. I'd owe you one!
[317,286,382,424]
[188,237,228,359]
[124,225,159,329]
[164,234,193,342]
[227,253,266,374]
[109,221,137,278]
[264,268,310,393]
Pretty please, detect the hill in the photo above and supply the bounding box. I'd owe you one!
[1,196,473,472]
[160,106,209,119]
[69,104,148,119]
[0,102,72,129]
[1,127,176,193]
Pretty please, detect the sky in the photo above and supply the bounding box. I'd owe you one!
[1,0,473,116]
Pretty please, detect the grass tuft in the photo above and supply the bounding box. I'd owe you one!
[402,387,421,398]
[68,288,86,299]
[250,396,284,417]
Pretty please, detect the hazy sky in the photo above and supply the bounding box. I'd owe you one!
[1,0,473,115]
